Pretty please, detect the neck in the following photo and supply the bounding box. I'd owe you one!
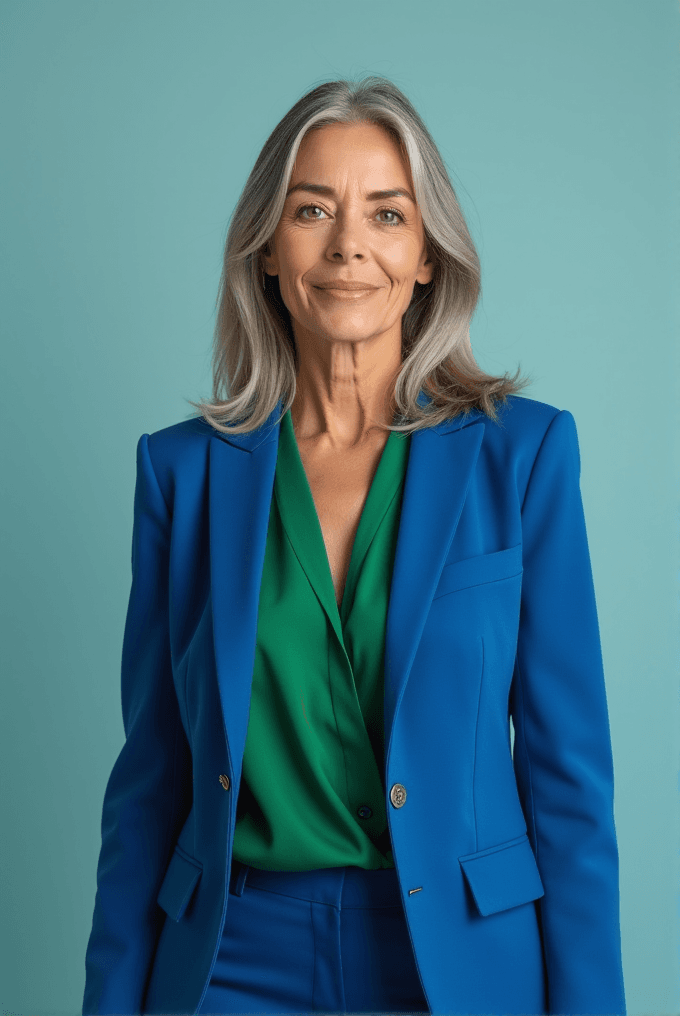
[290,326,402,450]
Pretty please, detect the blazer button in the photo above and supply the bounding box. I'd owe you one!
[389,783,407,808]
[218,774,230,791]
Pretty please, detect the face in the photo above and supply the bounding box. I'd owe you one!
[262,122,434,350]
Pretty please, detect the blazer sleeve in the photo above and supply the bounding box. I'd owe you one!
[82,434,193,1016]
[509,409,626,1015]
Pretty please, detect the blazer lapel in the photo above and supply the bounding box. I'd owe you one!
[383,412,485,755]
[208,404,282,788]
[208,396,485,787]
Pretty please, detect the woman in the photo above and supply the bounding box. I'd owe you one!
[82,76,626,1016]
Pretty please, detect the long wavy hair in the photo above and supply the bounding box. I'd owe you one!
[187,75,533,435]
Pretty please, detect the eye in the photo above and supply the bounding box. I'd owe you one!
[297,204,326,221]
[377,207,405,225]
[295,204,405,226]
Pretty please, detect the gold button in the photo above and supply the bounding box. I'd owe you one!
[219,774,230,791]
[389,783,407,808]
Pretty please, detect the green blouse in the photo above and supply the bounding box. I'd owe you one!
[231,407,411,871]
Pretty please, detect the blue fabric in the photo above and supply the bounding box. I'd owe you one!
[82,393,626,1016]
[196,860,429,1014]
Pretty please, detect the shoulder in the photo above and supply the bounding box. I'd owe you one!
[487,393,566,435]
[140,415,216,509]
[484,394,579,451]
[477,395,582,493]
[146,415,214,459]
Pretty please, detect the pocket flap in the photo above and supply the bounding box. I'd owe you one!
[434,544,523,599]
[458,833,544,917]
[156,844,203,922]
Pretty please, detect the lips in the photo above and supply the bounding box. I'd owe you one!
[314,282,378,291]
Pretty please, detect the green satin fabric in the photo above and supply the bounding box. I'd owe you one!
[231,407,411,871]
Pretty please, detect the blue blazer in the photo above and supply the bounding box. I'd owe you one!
[82,393,626,1016]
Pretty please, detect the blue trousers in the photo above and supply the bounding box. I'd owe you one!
[197,859,431,1014]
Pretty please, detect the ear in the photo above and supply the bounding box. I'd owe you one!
[416,254,434,286]
[262,241,278,277]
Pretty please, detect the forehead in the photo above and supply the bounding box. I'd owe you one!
[292,122,413,189]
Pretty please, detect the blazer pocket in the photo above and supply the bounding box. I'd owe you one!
[156,843,203,922]
[433,544,523,600]
[458,832,544,917]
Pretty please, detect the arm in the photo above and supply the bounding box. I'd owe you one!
[82,434,192,1016]
[509,409,626,1015]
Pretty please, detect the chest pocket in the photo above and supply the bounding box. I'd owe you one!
[433,544,523,600]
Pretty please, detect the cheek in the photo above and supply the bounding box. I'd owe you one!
[278,229,319,271]
[375,232,422,265]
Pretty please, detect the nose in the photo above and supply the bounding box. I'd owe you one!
[325,211,367,262]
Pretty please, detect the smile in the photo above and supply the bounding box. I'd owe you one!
[314,287,378,299]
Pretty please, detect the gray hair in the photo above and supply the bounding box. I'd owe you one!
[187,75,533,435]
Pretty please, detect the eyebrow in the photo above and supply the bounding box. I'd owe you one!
[285,181,416,204]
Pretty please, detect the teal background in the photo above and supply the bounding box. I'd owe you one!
[1,2,678,1013]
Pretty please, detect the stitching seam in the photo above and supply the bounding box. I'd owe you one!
[520,410,563,514]
[144,433,172,523]
[514,656,538,856]
[471,635,484,854]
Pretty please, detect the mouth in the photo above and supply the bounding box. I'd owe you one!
[313,284,378,298]
[313,281,379,291]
